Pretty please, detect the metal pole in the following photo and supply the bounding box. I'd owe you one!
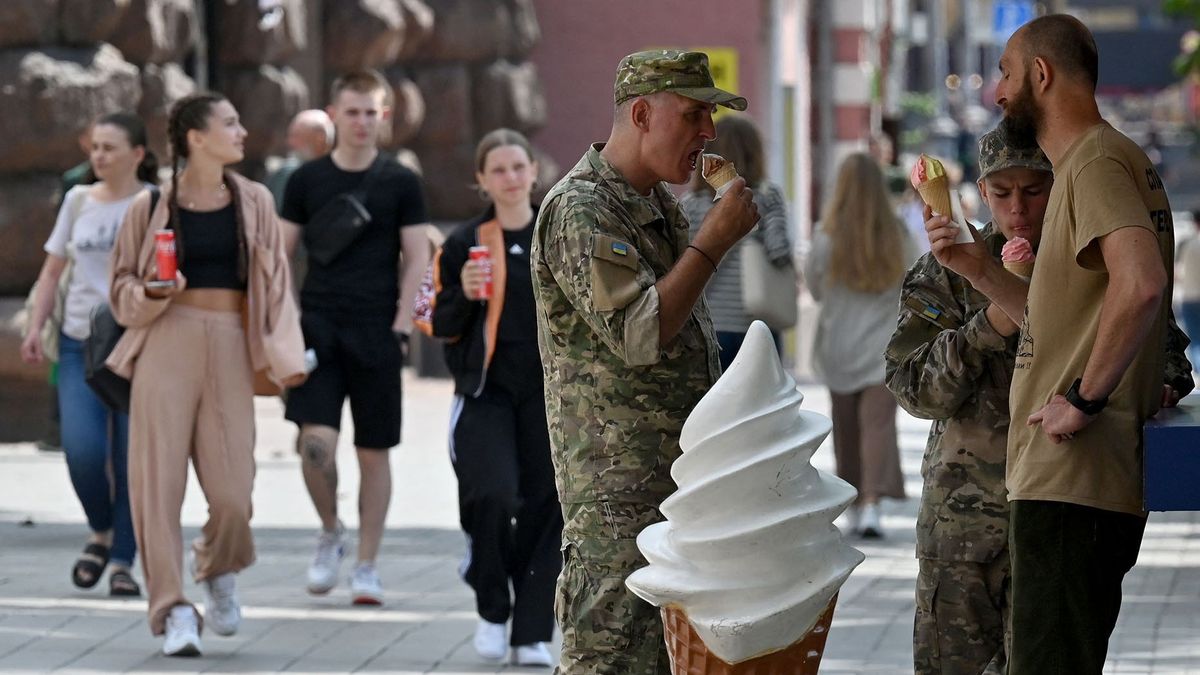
[931,0,947,116]
[767,0,786,187]
[814,0,834,208]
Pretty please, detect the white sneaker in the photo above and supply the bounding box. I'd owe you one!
[859,502,883,539]
[307,522,345,595]
[350,562,383,606]
[202,572,241,636]
[473,619,507,662]
[835,505,860,534]
[512,641,554,666]
[162,604,202,657]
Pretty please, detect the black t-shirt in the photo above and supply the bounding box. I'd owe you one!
[488,224,540,393]
[497,225,536,343]
[177,204,245,291]
[282,155,428,314]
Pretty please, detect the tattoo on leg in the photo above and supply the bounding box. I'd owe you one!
[301,436,328,467]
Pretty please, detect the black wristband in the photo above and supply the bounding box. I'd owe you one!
[687,244,719,272]
[1065,378,1107,415]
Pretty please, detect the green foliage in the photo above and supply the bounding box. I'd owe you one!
[1166,0,1200,76]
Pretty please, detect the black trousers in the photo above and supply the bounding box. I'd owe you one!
[1009,500,1147,674]
[451,381,562,645]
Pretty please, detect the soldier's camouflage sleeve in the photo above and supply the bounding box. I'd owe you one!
[540,197,662,366]
[1165,308,1195,397]
[885,253,1016,420]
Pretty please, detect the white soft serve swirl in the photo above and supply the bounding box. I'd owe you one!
[626,321,864,664]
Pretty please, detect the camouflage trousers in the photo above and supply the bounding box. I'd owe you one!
[553,500,671,675]
[914,554,1011,675]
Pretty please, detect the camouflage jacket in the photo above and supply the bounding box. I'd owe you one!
[886,223,1195,562]
[532,144,721,508]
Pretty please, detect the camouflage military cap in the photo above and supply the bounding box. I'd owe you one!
[977,126,1052,179]
[614,50,747,111]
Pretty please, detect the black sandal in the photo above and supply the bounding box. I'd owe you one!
[71,542,110,589]
[109,569,141,597]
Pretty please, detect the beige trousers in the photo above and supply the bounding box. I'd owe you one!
[127,305,256,635]
[829,383,906,504]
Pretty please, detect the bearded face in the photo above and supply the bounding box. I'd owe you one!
[999,70,1042,151]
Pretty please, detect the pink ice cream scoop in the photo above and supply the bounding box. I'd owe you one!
[1002,237,1034,264]
[1002,236,1035,279]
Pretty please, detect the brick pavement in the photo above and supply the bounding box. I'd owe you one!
[1,373,1198,673]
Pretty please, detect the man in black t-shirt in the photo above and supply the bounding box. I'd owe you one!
[281,70,432,606]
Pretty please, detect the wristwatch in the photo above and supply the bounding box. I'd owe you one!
[1065,378,1107,416]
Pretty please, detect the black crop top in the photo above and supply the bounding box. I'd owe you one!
[177,204,246,291]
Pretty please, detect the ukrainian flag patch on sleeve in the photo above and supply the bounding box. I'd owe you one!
[611,242,629,256]
[921,305,942,321]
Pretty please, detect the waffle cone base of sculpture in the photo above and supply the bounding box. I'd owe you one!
[1004,260,1034,279]
[917,175,951,216]
[661,595,838,675]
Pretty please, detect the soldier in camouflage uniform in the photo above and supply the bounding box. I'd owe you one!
[886,127,1195,675]
[531,51,760,674]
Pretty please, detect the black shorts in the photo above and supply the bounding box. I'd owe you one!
[284,310,402,449]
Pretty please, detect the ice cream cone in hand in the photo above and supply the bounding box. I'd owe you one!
[910,154,952,216]
[1002,236,1036,280]
[662,595,839,675]
[702,153,740,197]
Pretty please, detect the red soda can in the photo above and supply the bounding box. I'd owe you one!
[468,245,492,299]
[155,230,177,281]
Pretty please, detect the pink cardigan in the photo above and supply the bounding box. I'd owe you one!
[107,172,305,384]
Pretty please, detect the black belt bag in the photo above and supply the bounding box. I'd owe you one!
[305,156,386,266]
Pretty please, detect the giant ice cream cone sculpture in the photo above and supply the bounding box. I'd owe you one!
[911,153,951,217]
[626,322,864,674]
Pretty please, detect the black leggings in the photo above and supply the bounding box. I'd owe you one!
[450,382,562,645]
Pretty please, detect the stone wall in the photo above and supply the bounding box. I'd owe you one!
[0,0,550,296]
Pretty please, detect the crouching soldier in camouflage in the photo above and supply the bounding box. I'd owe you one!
[886,126,1194,674]
[532,50,759,674]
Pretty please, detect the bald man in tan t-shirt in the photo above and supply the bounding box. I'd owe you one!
[923,15,1190,674]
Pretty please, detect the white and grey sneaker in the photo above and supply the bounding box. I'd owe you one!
[512,642,554,666]
[473,619,507,662]
[307,522,346,595]
[859,502,883,539]
[162,604,202,657]
[349,562,383,606]
[202,572,241,636]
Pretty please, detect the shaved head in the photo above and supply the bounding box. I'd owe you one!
[1016,14,1099,90]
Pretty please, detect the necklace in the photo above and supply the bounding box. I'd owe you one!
[184,182,228,209]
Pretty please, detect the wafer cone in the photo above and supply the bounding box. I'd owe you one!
[916,175,951,216]
[705,164,739,191]
[1004,260,1034,279]
[661,595,838,675]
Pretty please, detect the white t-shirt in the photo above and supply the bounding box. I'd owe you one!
[44,185,143,340]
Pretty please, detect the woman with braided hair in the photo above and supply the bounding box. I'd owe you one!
[108,92,307,657]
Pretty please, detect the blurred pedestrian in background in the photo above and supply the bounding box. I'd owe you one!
[108,92,307,657]
[681,114,792,368]
[419,128,561,667]
[1176,212,1200,370]
[805,152,916,538]
[20,112,157,598]
[264,109,334,212]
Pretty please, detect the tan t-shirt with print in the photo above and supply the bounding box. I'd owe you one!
[1007,123,1174,516]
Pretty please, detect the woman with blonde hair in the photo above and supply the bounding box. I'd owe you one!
[805,152,917,538]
